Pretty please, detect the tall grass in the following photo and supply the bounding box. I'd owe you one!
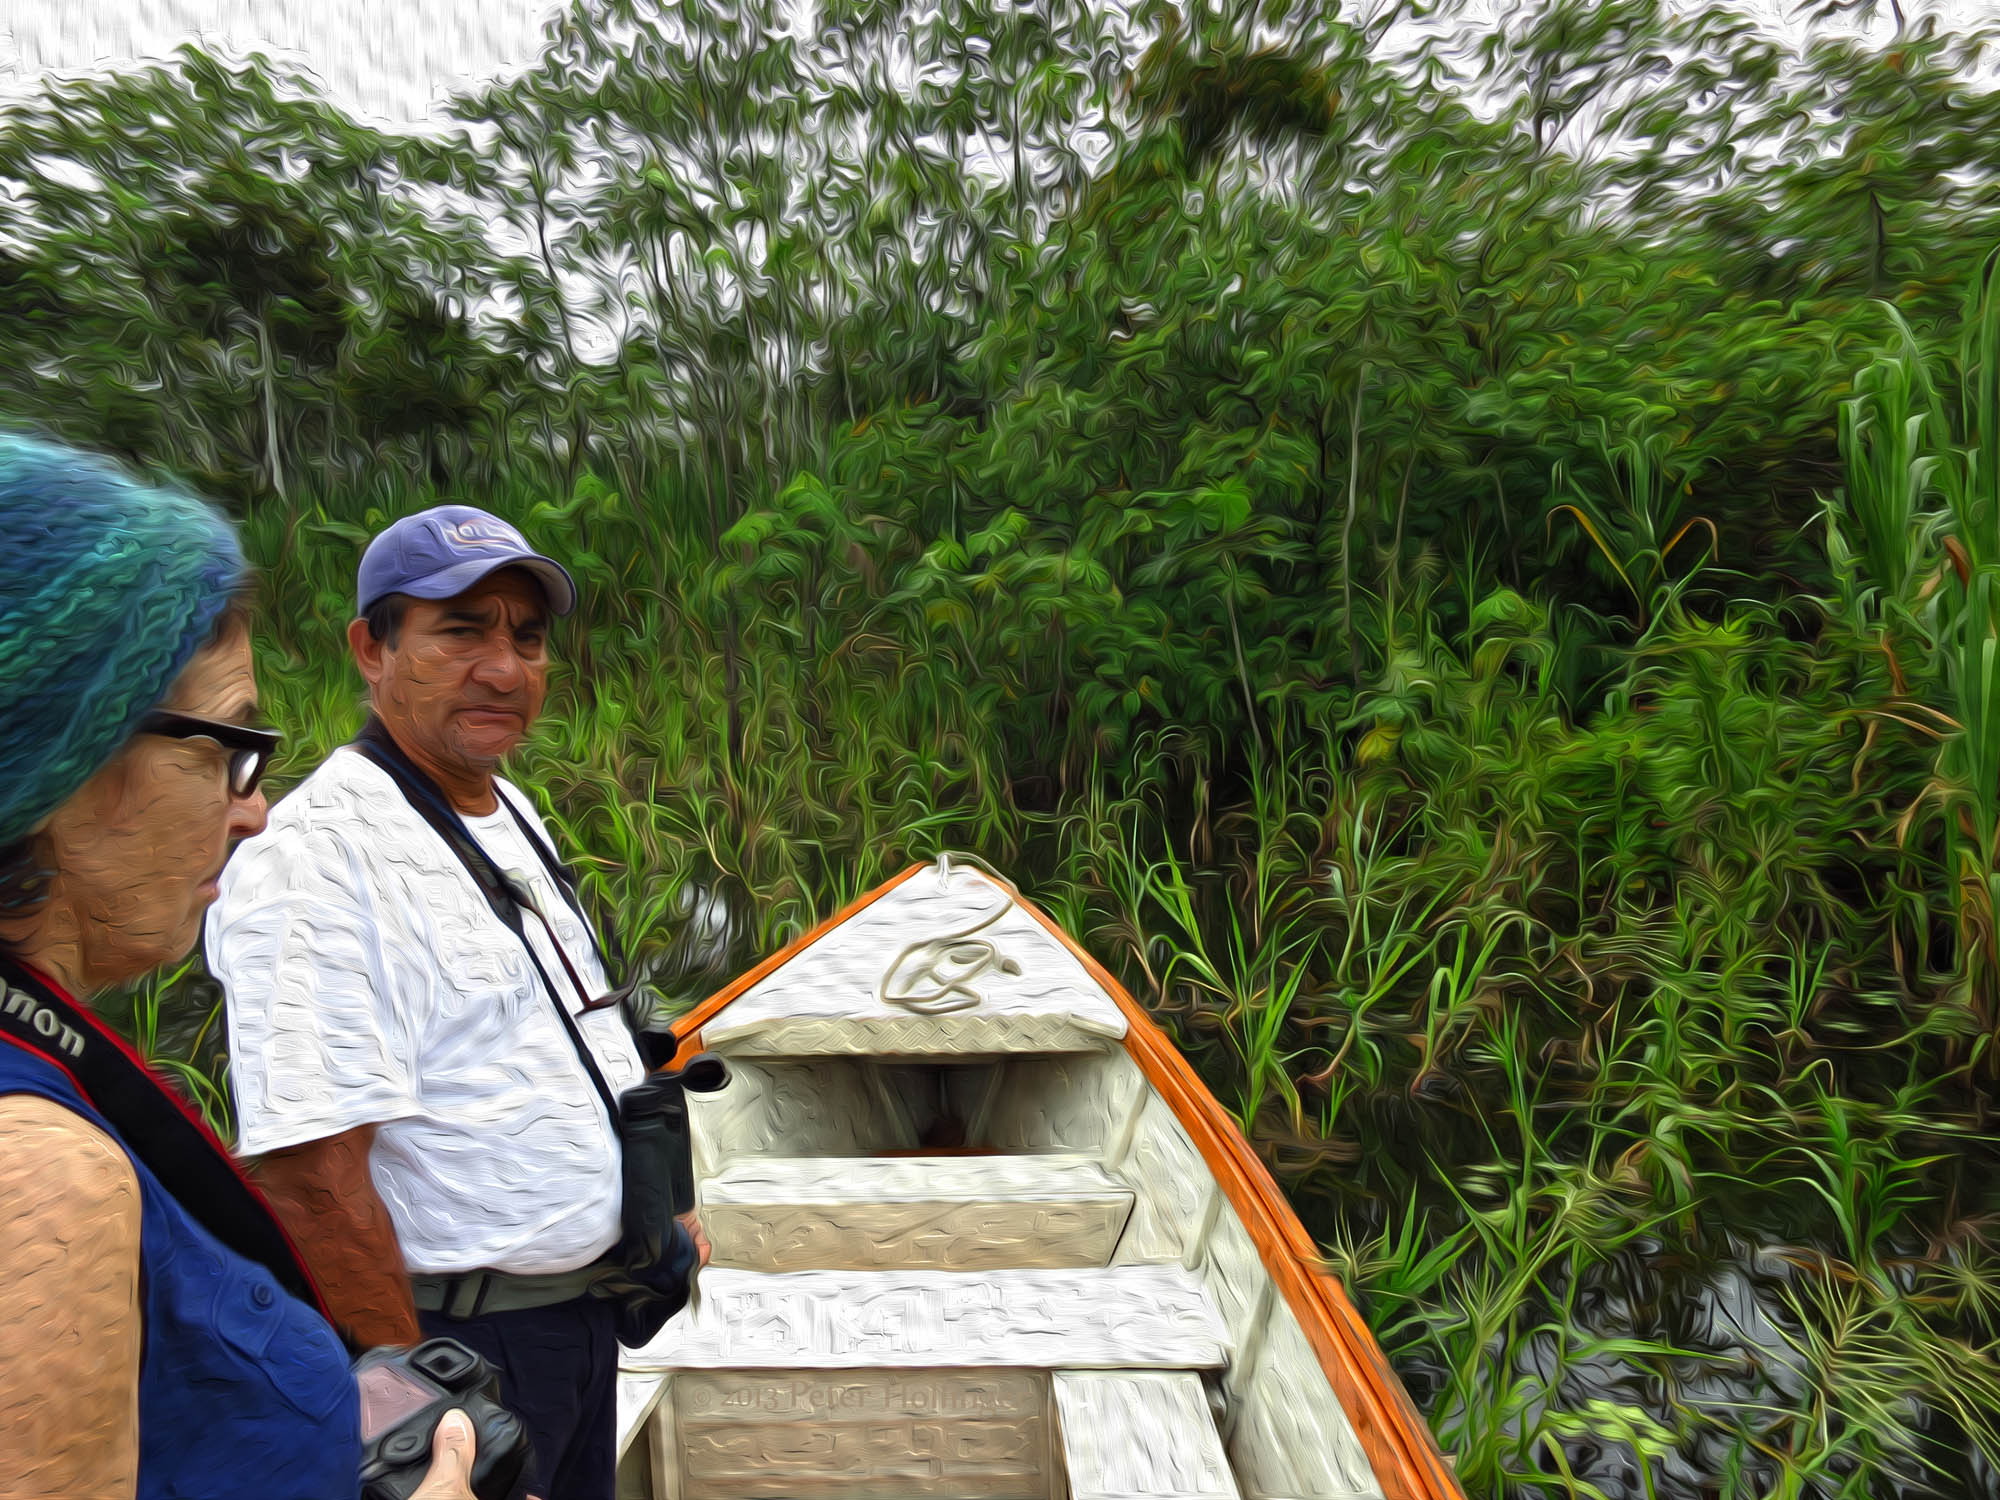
[104,294,2000,1500]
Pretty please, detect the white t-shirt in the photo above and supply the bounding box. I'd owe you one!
[206,747,644,1277]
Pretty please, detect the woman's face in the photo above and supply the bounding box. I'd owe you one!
[38,625,269,990]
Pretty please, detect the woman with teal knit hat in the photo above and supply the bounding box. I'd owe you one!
[0,432,480,1500]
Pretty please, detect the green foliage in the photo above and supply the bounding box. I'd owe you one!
[11,1,2000,1493]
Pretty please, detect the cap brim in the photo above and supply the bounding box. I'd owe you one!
[365,554,577,617]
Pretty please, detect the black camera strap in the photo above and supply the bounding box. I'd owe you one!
[489,788,628,986]
[349,720,624,1129]
[0,952,342,1338]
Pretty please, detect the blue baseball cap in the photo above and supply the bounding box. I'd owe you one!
[356,504,576,617]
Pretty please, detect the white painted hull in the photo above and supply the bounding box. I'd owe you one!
[614,860,1459,1500]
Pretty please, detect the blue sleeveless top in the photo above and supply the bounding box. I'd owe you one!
[0,1044,361,1499]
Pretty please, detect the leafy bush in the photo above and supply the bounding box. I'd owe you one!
[17,0,2000,1491]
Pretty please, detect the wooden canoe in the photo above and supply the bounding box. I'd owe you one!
[613,857,1463,1500]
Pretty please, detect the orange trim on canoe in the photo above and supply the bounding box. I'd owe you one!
[666,1028,707,1069]
[670,861,1462,1500]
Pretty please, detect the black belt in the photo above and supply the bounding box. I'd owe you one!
[410,1262,608,1319]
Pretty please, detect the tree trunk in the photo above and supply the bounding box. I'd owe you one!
[1341,370,1368,679]
[257,314,286,501]
[723,604,745,780]
[532,174,591,497]
[1387,458,1414,628]
[1226,581,1266,762]
[568,407,590,494]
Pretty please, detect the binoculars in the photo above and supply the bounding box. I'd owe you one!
[617,1051,729,1267]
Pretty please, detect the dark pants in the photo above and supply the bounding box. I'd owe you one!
[419,1294,619,1500]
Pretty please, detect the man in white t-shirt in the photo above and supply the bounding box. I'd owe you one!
[206,505,707,1500]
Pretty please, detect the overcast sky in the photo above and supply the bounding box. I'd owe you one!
[0,0,562,127]
[5,0,1993,133]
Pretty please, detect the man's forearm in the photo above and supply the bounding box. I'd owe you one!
[250,1125,423,1347]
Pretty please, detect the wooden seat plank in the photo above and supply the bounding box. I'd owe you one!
[1054,1371,1241,1500]
[622,1266,1227,1371]
[702,1153,1135,1271]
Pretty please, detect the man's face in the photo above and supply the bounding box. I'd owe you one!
[354,568,551,777]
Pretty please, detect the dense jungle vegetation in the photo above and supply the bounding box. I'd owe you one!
[6,0,2000,1492]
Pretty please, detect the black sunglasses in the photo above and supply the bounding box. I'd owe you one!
[137,710,282,798]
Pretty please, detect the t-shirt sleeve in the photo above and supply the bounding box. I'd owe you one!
[206,818,424,1157]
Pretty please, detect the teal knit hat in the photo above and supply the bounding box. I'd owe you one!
[0,434,247,849]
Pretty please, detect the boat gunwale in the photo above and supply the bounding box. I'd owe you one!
[663,860,1464,1500]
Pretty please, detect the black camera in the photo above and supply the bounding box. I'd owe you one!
[354,1338,534,1500]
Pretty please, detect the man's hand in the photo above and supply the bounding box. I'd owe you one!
[677,1211,711,1268]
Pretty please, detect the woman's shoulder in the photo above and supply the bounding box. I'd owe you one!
[0,1092,141,1215]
